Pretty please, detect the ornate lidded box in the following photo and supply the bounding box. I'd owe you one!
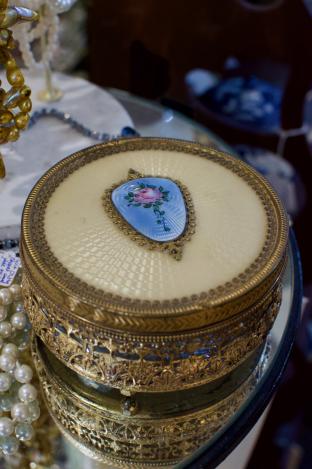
[20,138,288,466]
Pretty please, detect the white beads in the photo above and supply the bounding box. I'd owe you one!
[18,384,37,403]
[11,312,27,330]
[15,422,34,441]
[14,364,33,384]
[0,353,16,372]
[0,289,12,306]
[14,303,24,313]
[1,435,19,455]
[0,373,12,392]
[13,0,60,71]
[11,403,30,422]
[2,343,18,357]
[9,284,22,301]
[0,395,15,412]
[0,417,14,437]
[0,283,39,455]
[0,321,12,338]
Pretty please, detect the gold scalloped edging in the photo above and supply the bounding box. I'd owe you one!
[102,168,196,261]
[20,138,289,334]
[32,336,271,468]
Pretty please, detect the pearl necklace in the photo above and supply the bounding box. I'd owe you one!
[0,280,40,457]
[10,1,77,72]
[11,0,59,71]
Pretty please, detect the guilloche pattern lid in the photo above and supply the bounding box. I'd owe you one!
[21,138,288,334]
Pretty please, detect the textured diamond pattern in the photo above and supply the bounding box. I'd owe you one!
[45,149,267,301]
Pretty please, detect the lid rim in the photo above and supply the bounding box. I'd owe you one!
[22,249,287,333]
[21,137,289,320]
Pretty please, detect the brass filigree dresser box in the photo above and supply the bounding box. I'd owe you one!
[20,138,288,467]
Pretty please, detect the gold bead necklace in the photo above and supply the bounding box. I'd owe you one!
[0,0,39,178]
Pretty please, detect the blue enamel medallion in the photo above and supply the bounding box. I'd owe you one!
[111,177,187,242]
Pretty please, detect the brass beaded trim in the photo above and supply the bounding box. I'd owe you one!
[102,168,196,261]
[21,139,289,330]
[32,335,271,467]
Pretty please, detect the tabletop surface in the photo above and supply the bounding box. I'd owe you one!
[0,73,133,229]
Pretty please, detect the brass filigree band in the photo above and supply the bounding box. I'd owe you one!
[23,260,283,392]
[32,336,271,468]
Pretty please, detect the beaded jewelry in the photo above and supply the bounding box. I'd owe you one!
[0,280,40,457]
[0,0,38,178]
[28,107,140,141]
[0,237,59,466]
[11,1,77,102]
[11,0,59,71]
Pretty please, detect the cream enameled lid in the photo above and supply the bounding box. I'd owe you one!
[21,138,288,331]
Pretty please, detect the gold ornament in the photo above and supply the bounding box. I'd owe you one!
[0,0,39,178]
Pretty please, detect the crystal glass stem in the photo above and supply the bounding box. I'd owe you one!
[37,5,63,102]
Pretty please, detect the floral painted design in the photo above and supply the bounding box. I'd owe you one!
[125,183,171,232]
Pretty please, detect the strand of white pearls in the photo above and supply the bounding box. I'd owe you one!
[10,0,60,71]
[0,284,40,457]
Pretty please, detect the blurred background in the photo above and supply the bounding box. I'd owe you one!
[45,0,312,467]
